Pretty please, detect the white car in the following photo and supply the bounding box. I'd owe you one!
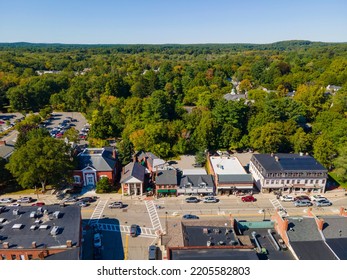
[310,195,326,201]
[203,196,218,203]
[315,199,332,207]
[280,195,294,202]
[8,203,21,207]
[0,198,15,203]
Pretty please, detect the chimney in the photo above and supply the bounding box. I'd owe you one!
[0,140,6,146]
[112,148,117,159]
[271,153,274,157]
[3,242,9,249]
[316,219,324,231]
[31,241,37,249]
[66,240,72,248]
[299,152,304,156]
[275,156,279,162]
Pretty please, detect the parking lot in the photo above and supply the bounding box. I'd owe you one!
[0,113,24,133]
[44,112,89,141]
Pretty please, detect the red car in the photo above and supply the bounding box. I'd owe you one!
[32,202,45,206]
[241,195,256,202]
[294,195,311,201]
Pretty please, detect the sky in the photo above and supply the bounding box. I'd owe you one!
[0,0,346,44]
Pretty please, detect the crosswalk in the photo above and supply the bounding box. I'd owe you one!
[95,223,157,237]
[89,199,109,225]
[144,200,163,233]
[269,198,287,217]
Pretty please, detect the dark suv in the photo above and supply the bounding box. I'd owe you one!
[130,224,138,237]
[148,245,158,260]
[185,197,199,203]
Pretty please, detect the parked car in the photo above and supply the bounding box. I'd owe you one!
[294,200,312,207]
[93,233,102,248]
[185,197,199,203]
[8,203,21,207]
[203,196,218,203]
[17,197,33,203]
[241,195,256,202]
[130,224,139,237]
[0,206,6,213]
[315,200,332,207]
[182,214,199,219]
[32,202,45,206]
[294,195,311,201]
[108,202,123,209]
[63,196,79,203]
[280,195,294,202]
[310,194,326,201]
[75,201,89,207]
[148,245,158,260]
[0,198,15,203]
[80,196,97,203]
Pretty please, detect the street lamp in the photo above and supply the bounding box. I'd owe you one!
[258,209,265,221]
[165,211,168,235]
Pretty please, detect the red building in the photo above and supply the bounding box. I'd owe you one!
[72,148,118,189]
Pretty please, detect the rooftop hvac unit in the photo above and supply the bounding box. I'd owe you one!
[53,211,61,219]
[30,225,38,230]
[39,224,49,230]
[12,224,23,229]
[12,209,19,216]
[50,226,60,236]
[30,211,36,218]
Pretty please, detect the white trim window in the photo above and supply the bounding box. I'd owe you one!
[73,175,81,183]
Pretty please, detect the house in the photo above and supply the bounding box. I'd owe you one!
[0,205,81,260]
[178,174,214,196]
[208,156,253,195]
[120,162,146,196]
[72,147,118,189]
[155,169,179,197]
[249,153,328,194]
[135,151,165,180]
[0,140,15,160]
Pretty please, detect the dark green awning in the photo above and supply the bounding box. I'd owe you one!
[157,189,177,193]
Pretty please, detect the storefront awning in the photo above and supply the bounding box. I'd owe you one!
[157,189,177,193]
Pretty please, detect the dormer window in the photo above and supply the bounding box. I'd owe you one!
[199,182,206,188]
[185,183,191,188]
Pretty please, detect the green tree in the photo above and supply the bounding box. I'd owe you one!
[117,138,134,165]
[64,127,80,143]
[291,127,312,153]
[95,177,111,193]
[333,145,347,182]
[6,136,73,191]
[313,136,337,169]
[0,158,12,186]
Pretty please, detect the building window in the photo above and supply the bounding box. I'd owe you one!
[73,175,80,183]
[265,180,269,184]
[271,180,274,185]
[322,179,326,184]
[11,255,17,260]
[305,180,308,184]
[297,180,300,184]
[275,180,279,184]
[1,254,6,260]
[281,180,284,184]
[291,180,295,184]
[286,180,290,184]
[28,254,33,260]
[310,180,313,184]
[315,179,319,184]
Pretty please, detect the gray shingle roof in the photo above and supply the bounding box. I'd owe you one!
[77,147,116,171]
[325,238,347,260]
[0,140,15,159]
[252,153,327,172]
[287,217,322,242]
[0,205,81,249]
[322,217,347,238]
[290,241,337,260]
[218,174,253,184]
[155,170,178,185]
[179,174,214,188]
[120,162,145,183]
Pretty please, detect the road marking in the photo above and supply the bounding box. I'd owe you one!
[89,199,109,225]
[124,234,129,260]
[95,223,158,237]
[144,200,163,232]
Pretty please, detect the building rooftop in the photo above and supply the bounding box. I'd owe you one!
[182,169,207,175]
[218,174,253,184]
[287,217,322,242]
[252,153,327,172]
[322,216,347,239]
[290,241,337,260]
[325,238,347,260]
[210,156,247,175]
[77,147,116,171]
[179,174,214,188]
[0,205,81,249]
[120,162,145,183]
[170,248,257,260]
[0,140,15,159]
[155,170,178,185]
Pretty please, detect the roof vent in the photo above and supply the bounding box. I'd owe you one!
[53,211,61,219]
[30,211,37,218]
[37,207,43,213]
[0,218,6,223]
[50,226,60,236]
[39,224,49,230]
[12,209,20,215]
[34,219,41,224]
[275,156,279,162]
[30,225,38,230]
[2,242,9,249]
[12,224,23,229]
